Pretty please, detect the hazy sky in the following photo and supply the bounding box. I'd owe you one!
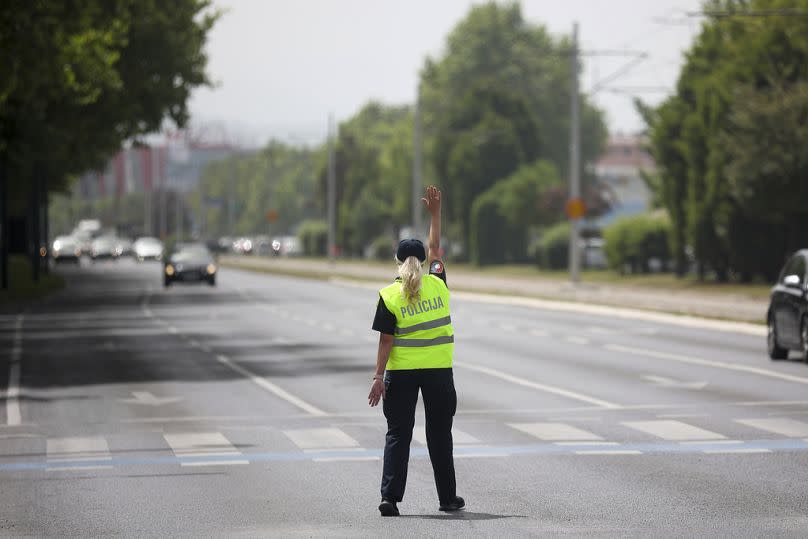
[188,0,704,146]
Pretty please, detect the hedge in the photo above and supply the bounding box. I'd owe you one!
[603,213,671,273]
[535,222,570,270]
[297,219,328,256]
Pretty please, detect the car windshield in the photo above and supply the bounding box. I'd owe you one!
[172,246,210,261]
[138,238,161,246]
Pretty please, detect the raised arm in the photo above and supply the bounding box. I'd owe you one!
[421,185,442,264]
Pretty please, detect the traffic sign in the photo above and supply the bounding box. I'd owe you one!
[565,198,586,220]
[266,210,278,223]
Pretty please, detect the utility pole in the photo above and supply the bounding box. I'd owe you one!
[228,155,236,237]
[159,147,167,239]
[568,22,582,284]
[412,94,422,239]
[175,189,182,240]
[327,114,336,264]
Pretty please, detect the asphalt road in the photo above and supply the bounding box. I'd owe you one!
[2,259,808,537]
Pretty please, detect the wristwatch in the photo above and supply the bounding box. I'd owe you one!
[372,374,384,381]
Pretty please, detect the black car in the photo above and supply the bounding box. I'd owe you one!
[164,243,217,287]
[768,250,808,360]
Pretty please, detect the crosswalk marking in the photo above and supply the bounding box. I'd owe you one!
[412,425,479,446]
[575,450,642,455]
[622,420,726,441]
[508,422,603,441]
[163,432,248,466]
[47,436,112,470]
[284,428,360,451]
[735,418,808,438]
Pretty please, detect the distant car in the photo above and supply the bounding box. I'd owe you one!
[51,236,81,264]
[233,237,253,255]
[273,235,302,257]
[114,238,133,258]
[767,250,808,360]
[133,237,164,262]
[90,236,119,261]
[164,243,217,287]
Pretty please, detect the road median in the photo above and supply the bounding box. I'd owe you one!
[219,255,767,330]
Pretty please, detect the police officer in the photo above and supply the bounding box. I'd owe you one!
[368,185,464,517]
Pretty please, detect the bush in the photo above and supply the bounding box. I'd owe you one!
[535,222,570,270]
[297,220,328,256]
[603,212,671,273]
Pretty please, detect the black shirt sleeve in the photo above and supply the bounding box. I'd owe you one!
[372,295,397,335]
[429,259,447,287]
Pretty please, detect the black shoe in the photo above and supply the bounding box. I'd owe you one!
[379,498,399,517]
[439,496,465,512]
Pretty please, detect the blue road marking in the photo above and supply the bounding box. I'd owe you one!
[2,439,807,472]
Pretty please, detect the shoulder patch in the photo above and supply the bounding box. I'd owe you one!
[430,260,444,274]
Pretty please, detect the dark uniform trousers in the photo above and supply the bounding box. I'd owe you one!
[381,368,457,504]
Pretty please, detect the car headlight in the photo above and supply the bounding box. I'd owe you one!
[165,264,175,276]
[206,264,217,274]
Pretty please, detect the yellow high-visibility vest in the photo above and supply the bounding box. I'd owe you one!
[379,274,454,370]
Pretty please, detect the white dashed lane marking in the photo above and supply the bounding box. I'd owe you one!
[163,432,248,466]
[621,420,726,441]
[508,422,603,442]
[735,418,808,438]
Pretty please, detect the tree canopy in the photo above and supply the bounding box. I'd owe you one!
[644,0,808,281]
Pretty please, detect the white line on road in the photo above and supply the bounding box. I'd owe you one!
[458,363,621,409]
[606,344,808,387]
[215,354,327,417]
[4,315,24,426]
[509,422,604,441]
[622,420,726,441]
[735,418,808,438]
[575,450,642,455]
[564,336,590,345]
[163,432,248,466]
[284,428,360,451]
[703,448,771,454]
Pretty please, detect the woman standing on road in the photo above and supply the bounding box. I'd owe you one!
[368,185,464,517]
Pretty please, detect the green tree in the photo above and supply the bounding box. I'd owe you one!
[420,2,606,256]
[645,0,808,281]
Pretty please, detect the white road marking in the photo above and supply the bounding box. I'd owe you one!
[412,425,479,446]
[323,323,335,331]
[215,354,327,417]
[679,440,742,446]
[703,448,771,454]
[363,335,377,343]
[622,420,726,441]
[508,422,603,441]
[642,374,707,390]
[458,363,621,409]
[499,323,517,332]
[735,418,808,438]
[4,315,23,426]
[575,450,642,455]
[607,344,808,386]
[564,336,590,345]
[455,452,510,458]
[656,413,710,419]
[555,441,619,446]
[284,428,360,451]
[47,436,112,469]
[313,456,380,462]
[163,432,248,466]
[529,329,548,337]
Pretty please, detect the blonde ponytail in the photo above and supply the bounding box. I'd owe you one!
[398,255,423,303]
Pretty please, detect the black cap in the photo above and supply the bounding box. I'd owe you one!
[396,239,426,263]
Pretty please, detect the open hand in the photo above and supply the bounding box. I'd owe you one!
[368,379,386,407]
[421,185,441,215]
